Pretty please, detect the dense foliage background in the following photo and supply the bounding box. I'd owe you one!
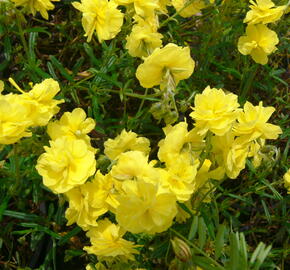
[0,0,289,269]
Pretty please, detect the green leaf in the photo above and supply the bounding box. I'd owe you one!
[49,55,73,82]
[188,216,199,241]
[198,217,207,250]
[215,224,225,260]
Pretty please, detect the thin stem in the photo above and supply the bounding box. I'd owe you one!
[15,10,29,58]
[98,88,161,101]
[160,0,196,28]
[137,88,149,114]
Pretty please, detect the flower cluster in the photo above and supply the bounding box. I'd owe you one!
[33,85,282,264]
[238,0,286,64]
[0,78,63,144]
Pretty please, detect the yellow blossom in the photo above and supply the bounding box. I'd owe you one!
[244,0,286,25]
[283,169,290,194]
[72,0,124,42]
[84,218,140,260]
[212,133,250,179]
[104,129,150,160]
[159,154,200,202]
[233,101,282,141]
[115,0,160,18]
[20,78,64,126]
[36,137,96,194]
[116,180,177,234]
[158,122,205,164]
[65,183,107,230]
[47,108,95,150]
[190,86,240,136]
[92,171,121,212]
[0,94,32,144]
[111,151,155,181]
[12,0,59,19]
[136,43,195,89]
[238,24,279,65]
[172,0,206,18]
[125,23,163,58]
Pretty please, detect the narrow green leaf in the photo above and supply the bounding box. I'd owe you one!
[239,233,248,270]
[198,217,207,250]
[188,216,199,240]
[215,224,225,260]
[50,55,73,82]
[228,232,240,270]
[250,242,265,265]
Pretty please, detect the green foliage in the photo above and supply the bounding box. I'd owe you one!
[0,0,289,269]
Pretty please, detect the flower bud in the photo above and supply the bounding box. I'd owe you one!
[171,237,192,262]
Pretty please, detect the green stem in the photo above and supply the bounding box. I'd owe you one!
[98,88,161,101]
[170,228,225,270]
[15,10,29,58]
[160,0,196,28]
[137,88,148,114]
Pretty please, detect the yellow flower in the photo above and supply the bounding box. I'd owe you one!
[136,43,195,89]
[47,108,95,150]
[12,0,59,19]
[104,129,150,160]
[21,78,64,126]
[111,151,155,181]
[244,0,286,25]
[125,23,163,58]
[158,122,205,164]
[84,218,140,260]
[172,0,206,18]
[72,0,124,42]
[233,101,282,141]
[36,137,96,194]
[0,94,32,144]
[92,171,121,212]
[159,154,200,202]
[115,0,160,18]
[283,169,290,194]
[190,86,240,136]
[116,180,177,234]
[238,24,279,65]
[65,183,107,230]
[212,133,249,179]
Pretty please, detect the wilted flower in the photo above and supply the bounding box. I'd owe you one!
[238,24,279,65]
